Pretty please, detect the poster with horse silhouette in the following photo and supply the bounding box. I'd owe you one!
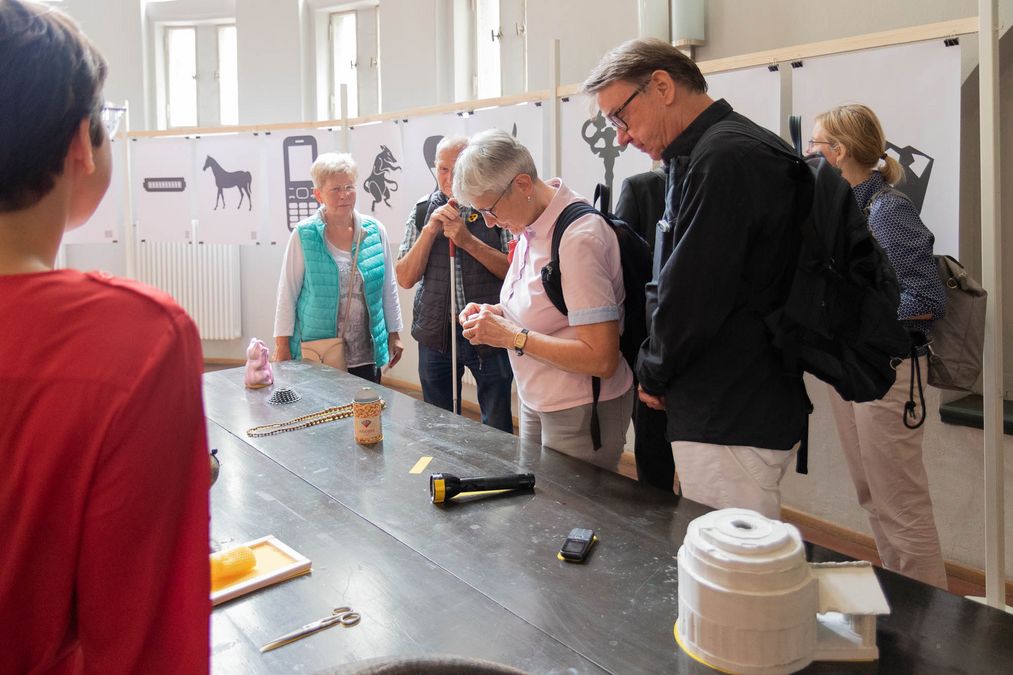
[706,66,781,135]
[195,135,266,245]
[133,136,196,242]
[262,129,341,245]
[466,102,544,177]
[348,120,412,243]
[560,94,652,208]
[397,113,466,242]
[65,137,127,245]
[792,40,960,257]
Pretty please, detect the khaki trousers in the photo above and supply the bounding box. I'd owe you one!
[670,441,797,519]
[828,355,948,588]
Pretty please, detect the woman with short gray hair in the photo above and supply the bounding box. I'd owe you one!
[455,129,633,470]
[274,152,404,383]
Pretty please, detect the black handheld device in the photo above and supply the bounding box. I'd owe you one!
[558,527,596,562]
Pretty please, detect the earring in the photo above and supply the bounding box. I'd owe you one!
[527,196,531,202]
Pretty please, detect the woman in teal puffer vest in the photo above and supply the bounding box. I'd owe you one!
[273,153,404,383]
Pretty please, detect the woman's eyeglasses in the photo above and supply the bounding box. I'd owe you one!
[475,177,516,220]
[806,139,834,152]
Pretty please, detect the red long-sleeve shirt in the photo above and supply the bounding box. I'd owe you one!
[0,270,210,674]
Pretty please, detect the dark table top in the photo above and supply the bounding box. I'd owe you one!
[205,363,1013,674]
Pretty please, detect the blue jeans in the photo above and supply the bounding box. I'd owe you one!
[418,335,514,433]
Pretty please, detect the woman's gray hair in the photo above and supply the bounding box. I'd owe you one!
[581,37,707,96]
[310,152,357,189]
[452,129,538,206]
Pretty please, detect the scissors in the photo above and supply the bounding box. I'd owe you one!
[259,606,361,653]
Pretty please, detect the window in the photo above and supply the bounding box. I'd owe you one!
[161,23,238,128]
[217,25,238,125]
[165,27,197,127]
[330,11,358,118]
[475,0,501,99]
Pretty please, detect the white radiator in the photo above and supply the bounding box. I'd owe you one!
[135,242,242,340]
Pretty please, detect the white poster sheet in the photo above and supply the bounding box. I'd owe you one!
[466,101,545,177]
[560,94,653,206]
[133,137,195,243]
[397,113,467,237]
[262,129,341,245]
[194,134,265,245]
[65,138,127,245]
[706,66,781,134]
[792,40,961,257]
[349,121,410,243]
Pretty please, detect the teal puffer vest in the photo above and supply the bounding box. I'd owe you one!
[290,214,389,366]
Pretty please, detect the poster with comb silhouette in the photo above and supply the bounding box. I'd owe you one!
[348,120,411,243]
[706,66,780,134]
[398,112,466,240]
[133,137,196,243]
[195,135,267,245]
[560,94,652,206]
[263,129,340,245]
[466,102,544,175]
[792,40,959,257]
[64,137,127,245]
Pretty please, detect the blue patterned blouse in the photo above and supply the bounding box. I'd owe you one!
[852,171,946,338]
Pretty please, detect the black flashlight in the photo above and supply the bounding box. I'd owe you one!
[429,472,536,503]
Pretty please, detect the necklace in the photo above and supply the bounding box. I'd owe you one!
[246,399,386,437]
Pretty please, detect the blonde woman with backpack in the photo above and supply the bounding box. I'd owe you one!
[809,104,948,588]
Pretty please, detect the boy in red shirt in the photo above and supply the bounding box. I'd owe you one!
[0,2,210,672]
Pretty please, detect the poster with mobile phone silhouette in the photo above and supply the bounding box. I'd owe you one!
[133,137,195,243]
[793,40,959,257]
[262,129,338,244]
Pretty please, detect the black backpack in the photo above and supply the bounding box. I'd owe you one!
[733,118,911,405]
[540,184,652,450]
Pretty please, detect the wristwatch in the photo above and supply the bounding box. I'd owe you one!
[513,328,530,356]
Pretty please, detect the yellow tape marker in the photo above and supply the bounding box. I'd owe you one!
[409,456,433,474]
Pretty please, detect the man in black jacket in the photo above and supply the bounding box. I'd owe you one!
[614,168,675,492]
[582,39,808,518]
[396,136,514,432]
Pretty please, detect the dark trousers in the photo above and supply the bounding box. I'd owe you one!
[633,396,675,491]
[418,333,514,433]
[348,363,381,384]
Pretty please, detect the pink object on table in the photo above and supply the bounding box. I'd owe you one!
[244,338,273,389]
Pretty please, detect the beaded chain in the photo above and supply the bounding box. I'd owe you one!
[246,399,386,437]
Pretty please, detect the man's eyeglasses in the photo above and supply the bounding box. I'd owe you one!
[806,139,834,152]
[101,104,126,139]
[605,83,647,132]
[475,176,516,220]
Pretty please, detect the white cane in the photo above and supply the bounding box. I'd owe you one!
[448,238,459,416]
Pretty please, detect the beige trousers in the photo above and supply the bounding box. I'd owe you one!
[828,355,948,588]
[670,441,797,519]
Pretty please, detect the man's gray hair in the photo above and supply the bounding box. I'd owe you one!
[452,129,538,207]
[435,135,469,157]
[581,37,707,97]
[310,152,357,189]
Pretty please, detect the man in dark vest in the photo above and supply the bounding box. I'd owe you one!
[396,136,514,432]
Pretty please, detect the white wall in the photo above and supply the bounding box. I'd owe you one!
[54,0,1013,575]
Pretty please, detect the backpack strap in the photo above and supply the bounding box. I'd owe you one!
[543,200,606,450]
[414,193,434,231]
